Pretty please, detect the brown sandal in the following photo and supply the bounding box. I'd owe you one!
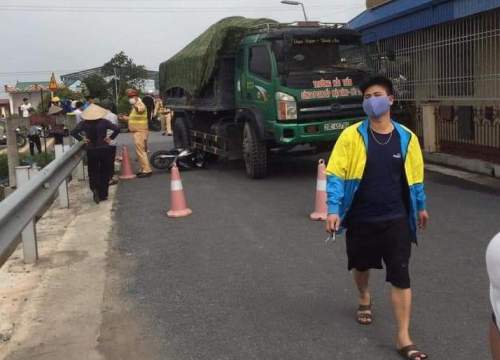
[356,303,373,325]
[398,344,428,359]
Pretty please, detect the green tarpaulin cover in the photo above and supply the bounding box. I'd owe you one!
[159,17,276,96]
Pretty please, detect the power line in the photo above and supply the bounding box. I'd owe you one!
[0,3,361,14]
[0,5,323,12]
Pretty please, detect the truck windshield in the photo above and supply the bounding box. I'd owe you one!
[278,39,368,72]
[272,38,370,89]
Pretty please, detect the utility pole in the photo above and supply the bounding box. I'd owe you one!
[280,1,309,21]
[6,115,20,189]
[113,67,119,105]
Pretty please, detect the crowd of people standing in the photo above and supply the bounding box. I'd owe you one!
[14,88,169,204]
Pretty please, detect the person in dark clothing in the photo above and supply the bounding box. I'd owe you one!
[27,124,42,156]
[100,100,119,185]
[71,104,120,204]
[326,76,429,360]
[48,105,65,145]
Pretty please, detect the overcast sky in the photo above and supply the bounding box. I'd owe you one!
[0,0,366,97]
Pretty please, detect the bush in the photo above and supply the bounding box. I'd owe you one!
[0,153,7,180]
[0,151,55,181]
[22,152,55,168]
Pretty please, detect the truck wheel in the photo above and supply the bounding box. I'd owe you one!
[243,121,268,179]
[173,117,190,149]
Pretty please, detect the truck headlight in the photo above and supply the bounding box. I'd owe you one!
[276,92,297,121]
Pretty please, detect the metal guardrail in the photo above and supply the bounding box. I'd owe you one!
[0,142,85,266]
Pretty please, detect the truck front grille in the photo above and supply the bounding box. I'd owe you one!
[297,103,364,123]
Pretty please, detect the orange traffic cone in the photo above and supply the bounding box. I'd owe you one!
[310,159,327,221]
[167,162,192,218]
[119,145,136,180]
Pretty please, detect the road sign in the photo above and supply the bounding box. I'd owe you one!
[49,73,58,92]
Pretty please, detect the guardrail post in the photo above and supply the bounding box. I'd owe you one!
[55,144,70,208]
[6,116,20,190]
[15,165,39,264]
[74,160,86,181]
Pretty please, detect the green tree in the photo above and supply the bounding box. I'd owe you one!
[82,74,110,100]
[102,51,147,97]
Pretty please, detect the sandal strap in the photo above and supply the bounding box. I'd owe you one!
[358,304,372,311]
[399,345,417,353]
[399,345,428,359]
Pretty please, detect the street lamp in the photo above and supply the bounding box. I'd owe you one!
[280,0,309,21]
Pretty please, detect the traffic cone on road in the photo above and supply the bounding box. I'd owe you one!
[310,159,328,221]
[119,145,136,180]
[167,162,192,218]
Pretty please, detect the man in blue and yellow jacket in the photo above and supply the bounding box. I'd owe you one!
[326,76,429,360]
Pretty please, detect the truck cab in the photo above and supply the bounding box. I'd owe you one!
[235,23,369,152]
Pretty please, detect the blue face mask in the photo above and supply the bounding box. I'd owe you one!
[362,96,391,120]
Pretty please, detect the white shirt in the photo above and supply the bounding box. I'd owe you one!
[487,233,500,323]
[20,103,32,118]
[74,108,83,124]
[104,111,118,125]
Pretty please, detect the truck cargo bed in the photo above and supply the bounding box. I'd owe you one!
[165,57,236,112]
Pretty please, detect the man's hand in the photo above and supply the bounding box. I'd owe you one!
[83,138,90,144]
[104,137,112,145]
[418,210,429,230]
[326,214,341,234]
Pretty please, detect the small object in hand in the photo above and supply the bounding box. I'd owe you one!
[325,231,336,246]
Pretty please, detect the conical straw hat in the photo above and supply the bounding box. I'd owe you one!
[47,105,63,116]
[81,104,108,121]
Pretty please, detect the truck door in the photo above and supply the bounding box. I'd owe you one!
[235,48,245,104]
[244,45,275,115]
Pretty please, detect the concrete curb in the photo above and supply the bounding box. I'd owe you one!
[424,152,496,177]
[493,164,500,179]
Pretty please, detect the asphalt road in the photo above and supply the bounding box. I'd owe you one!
[106,131,500,360]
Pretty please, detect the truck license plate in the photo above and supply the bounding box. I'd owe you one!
[324,122,350,132]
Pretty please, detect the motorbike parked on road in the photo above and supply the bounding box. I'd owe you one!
[150,148,206,171]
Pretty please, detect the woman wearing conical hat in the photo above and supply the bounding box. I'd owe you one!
[71,104,120,204]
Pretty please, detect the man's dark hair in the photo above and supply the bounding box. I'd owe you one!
[360,75,394,96]
[75,101,83,109]
[23,97,28,102]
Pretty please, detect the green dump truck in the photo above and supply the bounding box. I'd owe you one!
[160,17,371,178]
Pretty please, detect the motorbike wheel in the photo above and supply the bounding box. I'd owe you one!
[16,134,27,148]
[150,150,176,170]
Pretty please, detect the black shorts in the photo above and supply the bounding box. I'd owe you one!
[346,217,412,289]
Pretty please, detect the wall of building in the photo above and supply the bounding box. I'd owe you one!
[8,92,43,115]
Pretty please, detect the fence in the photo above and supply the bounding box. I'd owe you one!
[0,142,85,266]
[415,105,500,162]
[370,8,500,103]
